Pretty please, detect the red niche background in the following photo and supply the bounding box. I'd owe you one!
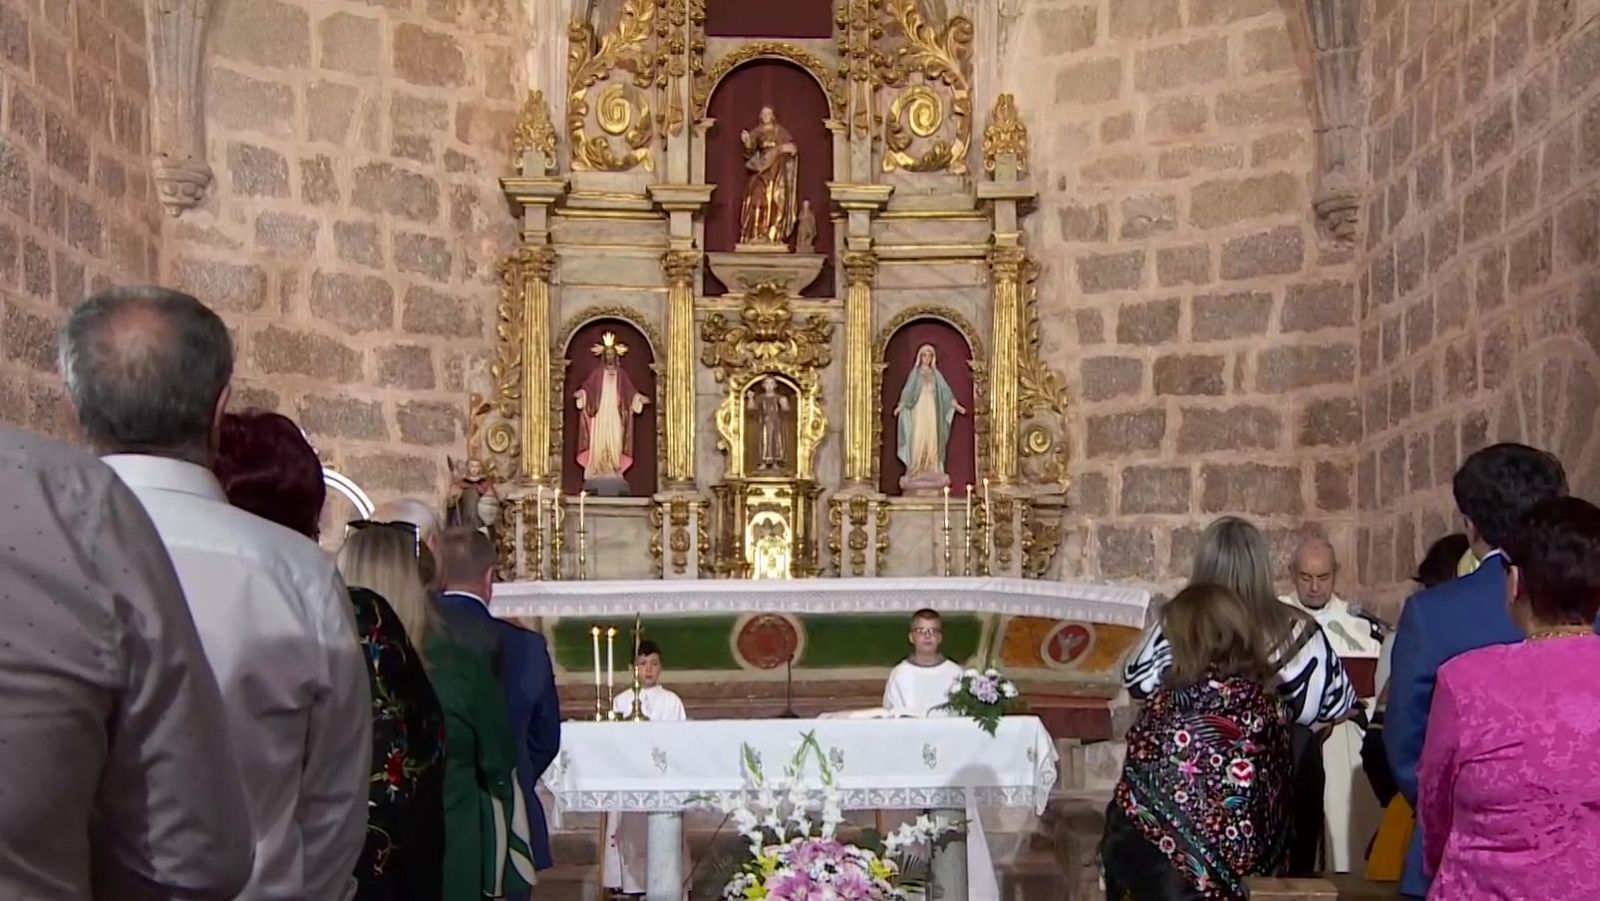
[705,0,832,38]
[704,59,835,298]
[561,318,659,497]
[878,319,977,497]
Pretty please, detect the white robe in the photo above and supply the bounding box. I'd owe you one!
[602,686,688,894]
[1279,594,1383,873]
[882,658,963,716]
[585,370,625,478]
[907,377,943,476]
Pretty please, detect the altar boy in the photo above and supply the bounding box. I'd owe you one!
[603,641,687,897]
[883,608,964,716]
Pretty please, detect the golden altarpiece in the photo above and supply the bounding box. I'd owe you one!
[467,0,1074,586]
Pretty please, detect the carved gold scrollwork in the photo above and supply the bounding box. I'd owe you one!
[1021,501,1063,579]
[700,288,835,380]
[567,0,656,171]
[982,92,1029,176]
[695,500,711,576]
[648,502,665,577]
[834,0,885,137]
[490,254,525,459]
[511,89,558,172]
[668,497,692,574]
[826,501,843,576]
[874,502,890,573]
[880,0,973,174]
[1016,257,1072,492]
[695,42,846,120]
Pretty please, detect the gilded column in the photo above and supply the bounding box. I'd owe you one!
[520,246,557,482]
[988,245,1025,486]
[663,250,700,485]
[841,250,877,485]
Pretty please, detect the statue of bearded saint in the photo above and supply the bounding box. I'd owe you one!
[574,334,650,496]
[738,106,800,246]
[894,343,967,493]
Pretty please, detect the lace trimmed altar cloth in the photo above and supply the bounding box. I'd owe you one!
[494,576,1150,626]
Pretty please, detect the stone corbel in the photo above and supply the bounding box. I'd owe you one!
[1304,0,1367,247]
[148,0,213,216]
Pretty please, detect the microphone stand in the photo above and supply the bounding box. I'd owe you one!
[777,652,798,718]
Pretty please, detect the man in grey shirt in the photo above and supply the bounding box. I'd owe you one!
[0,422,254,899]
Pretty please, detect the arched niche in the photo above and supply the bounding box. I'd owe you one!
[704,59,835,298]
[878,317,978,497]
[560,318,659,497]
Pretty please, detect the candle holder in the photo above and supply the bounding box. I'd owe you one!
[626,611,649,722]
[551,496,566,581]
[941,520,953,577]
[577,525,589,581]
[975,498,992,577]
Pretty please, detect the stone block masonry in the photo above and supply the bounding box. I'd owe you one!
[0,0,160,437]
[1007,0,1359,588]
[164,0,526,501]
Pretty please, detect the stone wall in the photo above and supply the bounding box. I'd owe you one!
[1356,0,1600,610]
[1003,0,1360,588]
[163,0,526,499]
[0,0,159,438]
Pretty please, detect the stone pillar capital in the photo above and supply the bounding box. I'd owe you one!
[841,250,878,287]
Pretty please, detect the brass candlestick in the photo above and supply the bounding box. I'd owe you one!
[577,526,588,581]
[626,611,649,722]
[550,495,566,581]
[941,521,953,577]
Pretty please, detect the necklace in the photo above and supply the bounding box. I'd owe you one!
[1526,625,1592,642]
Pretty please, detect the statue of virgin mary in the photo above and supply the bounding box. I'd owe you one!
[894,343,967,493]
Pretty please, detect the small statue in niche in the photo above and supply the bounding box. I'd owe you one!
[447,456,502,535]
[793,200,817,254]
[747,376,791,472]
[894,342,967,494]
[574,332,650,496]
[738,107,800,246]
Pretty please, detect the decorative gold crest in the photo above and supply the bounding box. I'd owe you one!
[511,89,558,172]
[590,331,631,358]
[982,93,1029,176]
[880,0,974,174]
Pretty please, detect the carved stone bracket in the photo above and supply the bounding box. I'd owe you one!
[1304,0,1367,247]
[149,0,214,216]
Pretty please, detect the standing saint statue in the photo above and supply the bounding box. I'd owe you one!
[894,343,967,493]
[747,376,791,472]
[738,107,800,246]
[574,332,650,496]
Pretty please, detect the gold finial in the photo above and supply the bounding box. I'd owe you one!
[589,331,630,358]
[983,93,1029,176]
[511,89,558,172]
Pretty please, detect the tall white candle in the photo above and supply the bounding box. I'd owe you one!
[590,626,601,693]
[580,490,588,533]
[942,485,950,532]
[606,626,616,696]
[515,498,526,577]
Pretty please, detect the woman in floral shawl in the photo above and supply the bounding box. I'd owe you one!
[1102,583,1292,900]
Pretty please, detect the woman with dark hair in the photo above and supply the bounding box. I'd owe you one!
[215,411,446,901]
[1103,583,1294,899]
[1415,497,1600,898]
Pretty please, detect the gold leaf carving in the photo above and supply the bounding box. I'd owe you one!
[1016,257,1072,492]
[511,89,558,172]
[880,0,973,174]
[567,0,656,171]
[982,92,1029,176]
[695,42,845,120]
[491,253,525,424]
[700,288,834,381]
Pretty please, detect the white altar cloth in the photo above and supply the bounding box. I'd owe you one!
[496,576,1150,627]
[543,716,1059,813]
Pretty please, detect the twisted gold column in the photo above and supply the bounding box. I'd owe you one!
[520,246,556,482]
[842,251,877,485]
[663,250,700,485]
[988,246,1024,486]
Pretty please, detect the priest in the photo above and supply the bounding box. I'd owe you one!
[1279,537,1384,874]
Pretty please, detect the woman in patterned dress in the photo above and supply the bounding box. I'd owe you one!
[1103,583,1293,900]
[215,411,446,900]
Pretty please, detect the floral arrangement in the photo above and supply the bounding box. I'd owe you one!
[937,666,1022,736]
[717,733,950,900]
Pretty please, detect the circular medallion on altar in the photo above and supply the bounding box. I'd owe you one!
[1039,622,1095,670]
[732,613,804,670]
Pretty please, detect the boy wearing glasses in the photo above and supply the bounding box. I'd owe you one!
[883,608,963,716]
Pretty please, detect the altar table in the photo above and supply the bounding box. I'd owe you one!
[543,716,1059,900]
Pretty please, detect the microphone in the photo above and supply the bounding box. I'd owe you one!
[777,652,799,718]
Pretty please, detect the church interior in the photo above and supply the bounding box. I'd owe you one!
[3,0,1600,896]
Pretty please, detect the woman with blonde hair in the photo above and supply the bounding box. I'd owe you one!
[1123,516,1355,874]
[1103,583,1294,899]
[337,524,527,900]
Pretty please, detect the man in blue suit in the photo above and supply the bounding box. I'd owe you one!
[1384,443,1567,897]
[437,527,562,885]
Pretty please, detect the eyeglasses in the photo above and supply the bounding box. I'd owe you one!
[912,627,942,637]
[345,520,421,558]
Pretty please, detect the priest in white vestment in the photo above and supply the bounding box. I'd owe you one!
[1279,537,1384,873]
[603,641,687,897]
[882,609,963,716]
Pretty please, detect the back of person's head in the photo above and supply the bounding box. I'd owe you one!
[215,411,325,539]
[373,497,443,551]
[1190,516,1298,646]
[1161,583,1276,688]
[1502,497,1600,627]
[59,286,234,464]
[440,526,497,595]
[1414,533,1470,589]
[1453,443,1567,549]
[337,524,435,663]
